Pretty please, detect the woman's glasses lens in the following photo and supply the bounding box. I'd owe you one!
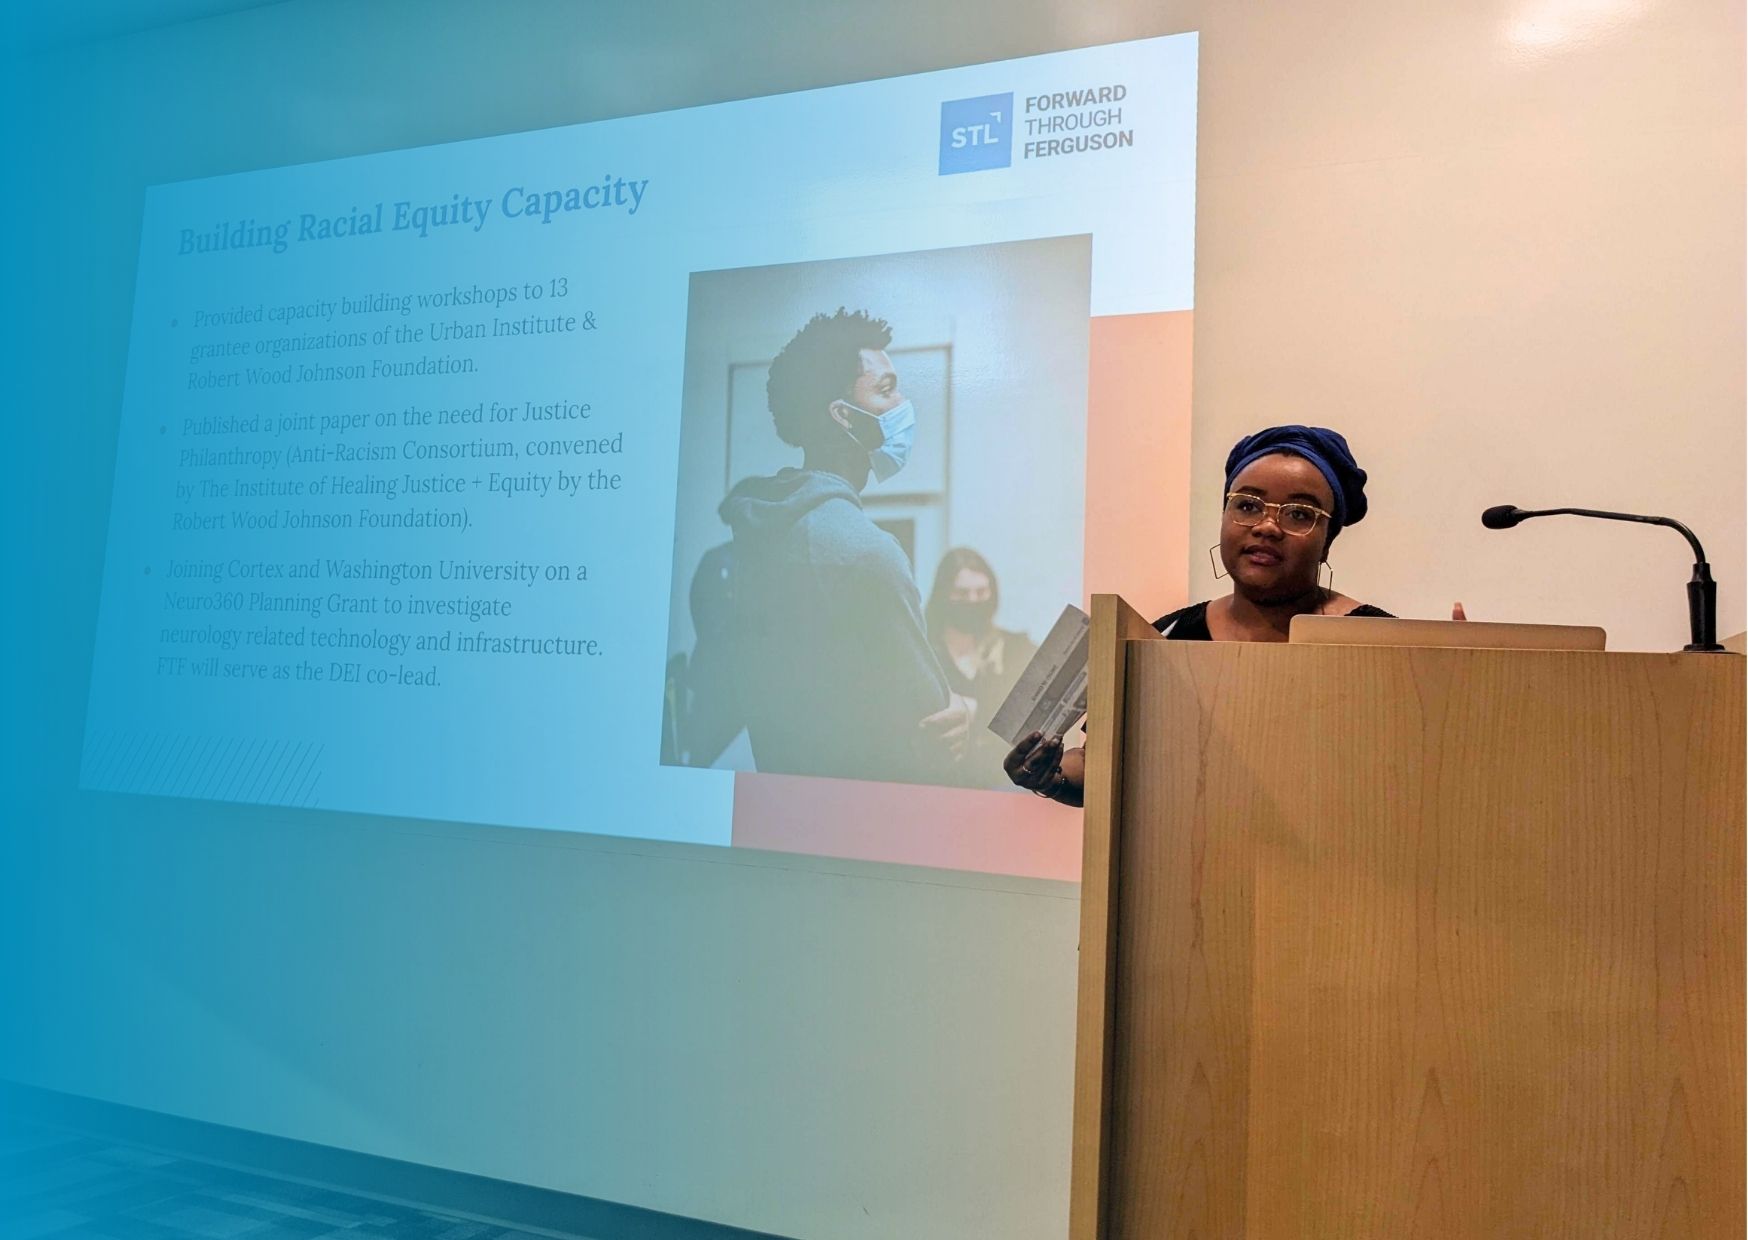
[1224,494,1324,536]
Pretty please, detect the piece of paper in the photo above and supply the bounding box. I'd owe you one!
[987,604,1090,745]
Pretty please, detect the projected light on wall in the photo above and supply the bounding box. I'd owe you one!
[81,33,1198,880]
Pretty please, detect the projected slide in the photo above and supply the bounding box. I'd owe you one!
[82,34,1197,879]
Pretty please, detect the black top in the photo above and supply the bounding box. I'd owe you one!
[1153,599,1395,639]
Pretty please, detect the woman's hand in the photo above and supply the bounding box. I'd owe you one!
[1004,732,1086,806]
[918,693,975,762]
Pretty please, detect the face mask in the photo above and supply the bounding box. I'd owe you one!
[943,598,997,633]
[836,398,916,482]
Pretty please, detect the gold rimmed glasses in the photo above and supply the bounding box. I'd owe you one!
[1223,492,1332,537]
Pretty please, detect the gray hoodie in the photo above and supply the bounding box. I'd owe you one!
[718,467,952,785]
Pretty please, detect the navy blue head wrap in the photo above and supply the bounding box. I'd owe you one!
[1223,425,1368,543]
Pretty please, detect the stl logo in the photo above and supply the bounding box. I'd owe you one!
[938,93,1014,175]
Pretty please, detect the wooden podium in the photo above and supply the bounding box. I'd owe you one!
[1069,596,1745,1239]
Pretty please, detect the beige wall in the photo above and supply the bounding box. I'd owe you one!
[7,3,1740,1240]
[1180,2,1743,650]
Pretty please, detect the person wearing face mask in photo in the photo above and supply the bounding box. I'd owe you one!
[714,308,971,785]
[924,548,1039,788]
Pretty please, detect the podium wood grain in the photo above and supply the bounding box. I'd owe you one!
[1071,627,1744,1239]
[1071,595,1164,1240]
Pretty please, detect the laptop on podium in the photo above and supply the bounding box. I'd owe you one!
[1290,615,1607,651]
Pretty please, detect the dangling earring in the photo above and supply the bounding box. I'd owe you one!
[1318,560,1335,594]
[1208,543,1229,581]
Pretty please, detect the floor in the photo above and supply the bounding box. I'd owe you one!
[0,1117,575,1240]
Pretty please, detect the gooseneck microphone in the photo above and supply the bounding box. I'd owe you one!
[1480,505,1725,652]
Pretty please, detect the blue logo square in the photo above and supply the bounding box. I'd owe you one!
[939,93,1014,175]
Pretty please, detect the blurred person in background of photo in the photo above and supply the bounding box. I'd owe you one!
[924,547,1038,788]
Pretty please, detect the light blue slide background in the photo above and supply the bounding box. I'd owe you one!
[81,33,1197,845]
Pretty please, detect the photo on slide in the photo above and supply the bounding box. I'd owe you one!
[663,236,1090,791]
